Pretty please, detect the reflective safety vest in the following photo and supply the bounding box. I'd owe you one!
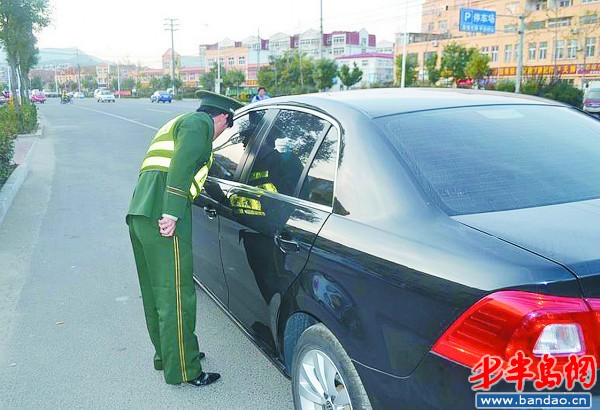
[229,169,278,216]
[140,114,214,200]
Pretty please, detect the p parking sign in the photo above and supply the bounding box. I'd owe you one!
[459,8,496,34]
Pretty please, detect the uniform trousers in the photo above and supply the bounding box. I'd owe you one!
[127,213,202,384]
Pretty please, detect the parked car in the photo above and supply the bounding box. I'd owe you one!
[150,90,172,103]
[73,91,85,99]
[97,90,115,103]
[0,94,6,106]
[583,88,600,115]
[193,88,600,409]
[29,89,46,104]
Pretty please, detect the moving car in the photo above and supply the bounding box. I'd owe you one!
[73,91,85,99]
[583,88,600,115]
[150,91,172,103]
[97,90,115,103]
[29,89,46,104]
[193,88,600,409]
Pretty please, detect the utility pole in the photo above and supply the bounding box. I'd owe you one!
[164,18,179,97]
[515,13,526,93]
[319,0,323,60]
[76,47,82,92]
[400,0,409,88]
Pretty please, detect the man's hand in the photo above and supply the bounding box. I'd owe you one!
[158,217,176,237]
[213,113,229,139]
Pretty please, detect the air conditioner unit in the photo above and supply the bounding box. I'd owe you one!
[432,40,438,47]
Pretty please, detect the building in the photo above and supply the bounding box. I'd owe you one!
[398,0,600,87]
[336,53,395,87]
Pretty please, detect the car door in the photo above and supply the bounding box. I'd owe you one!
[219,107,340,352]
[192,109,269,305]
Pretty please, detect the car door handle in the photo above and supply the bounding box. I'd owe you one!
[274,234,300,253]
[203,206,217,219]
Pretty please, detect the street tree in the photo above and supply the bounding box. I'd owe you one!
[0,0,50,108]
[395,54,418,87]
[31,75,42,90]
[338,62,363,89]
[200,63,217,92]
[465,49,491,84]
[425,54,440,85]
[313,59,338,91]
[223,69,245,97]
[440,42,471,84]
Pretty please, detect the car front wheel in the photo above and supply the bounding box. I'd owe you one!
[292,323,372,410]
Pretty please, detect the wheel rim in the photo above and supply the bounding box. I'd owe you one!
[297,349,352,410]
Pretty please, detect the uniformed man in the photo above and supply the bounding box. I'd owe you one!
[126,91,242,387]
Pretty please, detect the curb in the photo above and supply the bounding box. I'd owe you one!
[0,116,45,228]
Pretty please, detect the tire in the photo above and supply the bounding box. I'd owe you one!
[292,323,372,410]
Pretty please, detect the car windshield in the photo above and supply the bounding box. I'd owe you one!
[378,105,600,215]
[586,90,600,100]
[101,90,111,95]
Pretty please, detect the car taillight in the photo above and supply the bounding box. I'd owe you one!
[432,291,600,371]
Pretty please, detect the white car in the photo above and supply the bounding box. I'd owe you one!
[97,90,115,103]
[73,91,85,99]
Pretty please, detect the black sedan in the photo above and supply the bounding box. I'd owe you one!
[192,88,600,409]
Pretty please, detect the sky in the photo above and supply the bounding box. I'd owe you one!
[37,0,424,68]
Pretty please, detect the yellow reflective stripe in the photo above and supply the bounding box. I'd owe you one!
[258,182,278,193]
[141,156,171,169]
[167,188,188,199]
[250,170,269,180]
[147,141,174,153]
[190,184,198,198]
[167,186,187,196]
[174,236,187,381]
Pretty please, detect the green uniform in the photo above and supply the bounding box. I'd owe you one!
[127,112,213,385]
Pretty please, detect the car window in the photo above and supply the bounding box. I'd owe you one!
[299,126,339,207]
[209,110,267,181]
[379,105,600,215]
[245,109,329,197]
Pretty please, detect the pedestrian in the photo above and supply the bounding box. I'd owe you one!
[251,86,270,103]
[126,90,242,387]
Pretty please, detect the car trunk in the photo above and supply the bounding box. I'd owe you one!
[453,198,600,298]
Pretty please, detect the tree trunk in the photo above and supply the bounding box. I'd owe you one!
[7,58,20,110]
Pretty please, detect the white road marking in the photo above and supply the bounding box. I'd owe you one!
[76,106,159,130]
[146,109,170,113]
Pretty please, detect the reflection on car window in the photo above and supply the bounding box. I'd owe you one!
[299,127,338,207]
[381,105,600,215]
[210,110,266,181]
[246,110,329,197]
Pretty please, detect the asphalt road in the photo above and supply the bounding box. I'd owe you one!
[0,97,293,410]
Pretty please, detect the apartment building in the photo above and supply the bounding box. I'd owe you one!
[399,0,600,87]
[336,53,395,87]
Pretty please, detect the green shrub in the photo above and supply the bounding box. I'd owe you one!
[496,80,516,92]
[0,105,18,184]
[18,104,38,134]
[541,81,584,107]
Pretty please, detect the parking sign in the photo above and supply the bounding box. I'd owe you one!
[459,8,496,34]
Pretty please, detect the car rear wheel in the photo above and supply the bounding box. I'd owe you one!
[292,323,372,410]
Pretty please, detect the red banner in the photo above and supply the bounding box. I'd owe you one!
[492,63,600,77]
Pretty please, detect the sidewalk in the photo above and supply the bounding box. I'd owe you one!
[0,115,45,227]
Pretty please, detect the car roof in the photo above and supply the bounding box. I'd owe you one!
[255,88,566,118]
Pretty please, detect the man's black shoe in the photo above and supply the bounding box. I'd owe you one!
[198,352,205,360]
[186,372,221,386]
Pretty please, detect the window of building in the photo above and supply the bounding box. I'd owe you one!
[333,36,345,44]
[580,14,599,25]
[238,56,246,65]
[504,24,518,33]
[427,22,435,31]
[528,43,537,60]
[567,40,578,59]
[527,0,547,10]
[547,17,571,28]
[362,60,369,67]
[361,38,367,46]
[585,38,596,58]
[526,21,546,30]
[228,57,235,66]
[491,46,499,62]
[506,1,520,14]
[582,0,599,3]
[558,0,573,6]
[539,42,548,59]
[208,58,215,66]
[438,20,448,31]
[480,47,489,56]
[504,44,513,62]
[554,40,565,59]
[333,47,345,55]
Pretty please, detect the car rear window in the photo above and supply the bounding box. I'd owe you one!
[378,105,600,215]
[585,90,600,100]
